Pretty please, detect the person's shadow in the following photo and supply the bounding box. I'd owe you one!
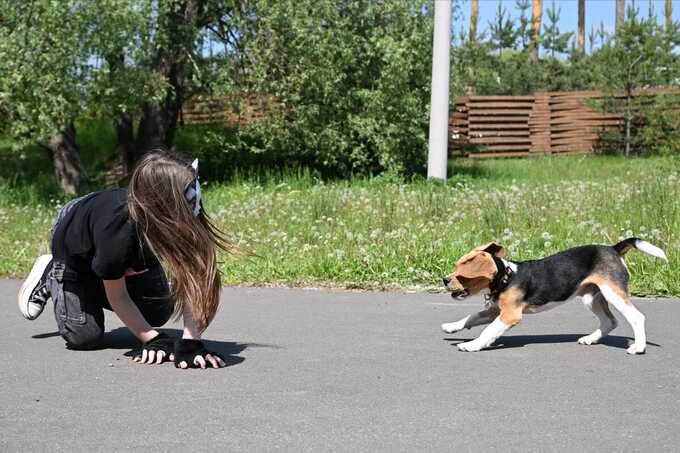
[33,328,267,367]
[444,333,661,351]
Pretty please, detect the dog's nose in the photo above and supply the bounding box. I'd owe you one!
[442,277,451,286]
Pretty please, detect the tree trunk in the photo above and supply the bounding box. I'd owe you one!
[134,0,200,156]
[665,0,673,33]
[106,51,138,172]
[530,0,542,61]
[469,0,479,43]
[135,99,180,154]
[616,0,625,33]
[624,91,632,157]
[41,123,87,195]
[466,0,479,95]
[578,0,585,53]
[114,112,135,173]
[624,55,642,157]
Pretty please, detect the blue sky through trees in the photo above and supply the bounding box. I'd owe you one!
[455,0,680,49]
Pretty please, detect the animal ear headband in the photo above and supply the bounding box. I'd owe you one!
[184,158,201,217]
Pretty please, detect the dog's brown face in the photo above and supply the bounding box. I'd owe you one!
[443,242,507,299]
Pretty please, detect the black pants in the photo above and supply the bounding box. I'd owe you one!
[53,266,174,349]
[50,196,173,350]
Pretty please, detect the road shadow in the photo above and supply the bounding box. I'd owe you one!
[107,328,251,367]
[444,334,661,350]
[31,327,273,368]
[32,331,61,339]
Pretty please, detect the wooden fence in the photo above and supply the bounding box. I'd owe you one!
[182,89,676,158]
[181,95,269,127]
[449,88,677,158]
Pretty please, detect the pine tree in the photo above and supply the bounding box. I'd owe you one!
[470,0,479,43]
[541,0,573,58]
[515,0,532,50]
[530,0,542,60]
[487,0,517,56]
[578,0,585,53]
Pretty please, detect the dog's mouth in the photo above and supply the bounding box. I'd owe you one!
[450,289,469,300]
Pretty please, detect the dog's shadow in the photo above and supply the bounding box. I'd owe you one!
[444,334,661,350]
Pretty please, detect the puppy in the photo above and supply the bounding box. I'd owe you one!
[441,238,668,354]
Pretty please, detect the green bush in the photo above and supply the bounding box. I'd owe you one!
[231,0,433,177]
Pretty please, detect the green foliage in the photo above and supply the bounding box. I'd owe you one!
[453,0,679,157]
[636,94,680,155]
[589,5,680,156]
[230,0,434,177]
[0,1,90,142]
[541,1,574,58]
[487,1,517,56]
[514,0,533,50]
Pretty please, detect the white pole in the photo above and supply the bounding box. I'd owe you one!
[427,0,451,181]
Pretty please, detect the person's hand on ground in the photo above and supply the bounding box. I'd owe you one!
[133,332,175,365]
[174,339,226,369]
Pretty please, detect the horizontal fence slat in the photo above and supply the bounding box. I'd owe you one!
[468,109,532,116]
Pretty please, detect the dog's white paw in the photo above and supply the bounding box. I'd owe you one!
[577,333,601,345]
[457,341,483,352]
[626,344,646,355]
[441,322,465,334]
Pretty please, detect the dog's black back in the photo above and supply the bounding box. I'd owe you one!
[510,245,628,306]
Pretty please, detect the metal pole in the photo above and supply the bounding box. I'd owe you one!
[427,0,451,181]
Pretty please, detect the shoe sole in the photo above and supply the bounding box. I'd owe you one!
[18,254,53,320]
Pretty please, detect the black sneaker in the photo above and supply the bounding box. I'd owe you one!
[18,255,53,320]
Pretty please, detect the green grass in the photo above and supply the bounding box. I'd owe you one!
[0,151,678,296]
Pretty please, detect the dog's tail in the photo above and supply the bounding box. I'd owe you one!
[614,237,668,263]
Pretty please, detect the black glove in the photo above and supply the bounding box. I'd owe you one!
[173,339,222,368]
[138,332,175,357]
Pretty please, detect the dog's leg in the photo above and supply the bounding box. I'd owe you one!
[599,284,646,355]
[578,292,618,345]
[458,289,524,352]
[441,308,498,334]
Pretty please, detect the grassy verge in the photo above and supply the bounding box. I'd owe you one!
[2,153,677,296]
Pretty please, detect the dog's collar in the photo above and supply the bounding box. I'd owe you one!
[486,257,514,302]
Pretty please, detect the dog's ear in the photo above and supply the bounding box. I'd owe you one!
[473,242,507,259]
[454,252,498,280]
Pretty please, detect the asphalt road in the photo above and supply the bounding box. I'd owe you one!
[1,280,679,453]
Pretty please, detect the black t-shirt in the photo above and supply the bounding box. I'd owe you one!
[54,188,159,279]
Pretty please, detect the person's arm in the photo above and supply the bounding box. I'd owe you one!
[175,303,225,369]
[181,302,201,340]
[103,278,157,342]
[103,278,172,365]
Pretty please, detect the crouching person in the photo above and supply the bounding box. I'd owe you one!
[18,151,230,369]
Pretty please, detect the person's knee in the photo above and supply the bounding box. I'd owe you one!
[63,327,104,350]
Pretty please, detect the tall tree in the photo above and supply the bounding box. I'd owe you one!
[530,0,542,60]
[0,1,89,193]
[516,0,533,50]
[1,0,236,191]
[616,0,625,32]
[578,0,585,53]
[236,0,434,175]
[488,1,517,56]
[595,5,670,156]
[665,0,673,33]
[470,0,479,43]
[541,1,573,58]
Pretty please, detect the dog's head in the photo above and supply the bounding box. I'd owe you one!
[443,242,507,300]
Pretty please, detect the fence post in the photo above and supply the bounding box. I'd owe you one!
[427,0,451,181]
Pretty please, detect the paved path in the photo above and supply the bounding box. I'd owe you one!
[1,280,679,452]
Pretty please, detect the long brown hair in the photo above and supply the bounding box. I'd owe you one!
[127,151,232,332]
